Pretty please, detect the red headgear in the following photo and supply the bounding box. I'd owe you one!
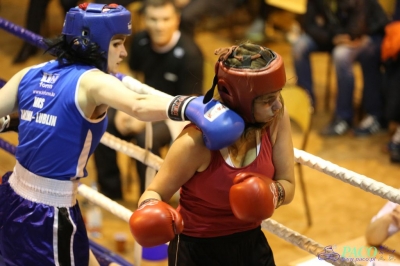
[203,45,286,123]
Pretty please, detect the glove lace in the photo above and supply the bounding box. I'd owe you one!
[274,181,285,208]
[138,198,159,208]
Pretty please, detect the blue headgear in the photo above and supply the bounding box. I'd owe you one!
[62,3,131,71]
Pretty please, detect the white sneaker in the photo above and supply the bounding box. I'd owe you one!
[353,115,381,136]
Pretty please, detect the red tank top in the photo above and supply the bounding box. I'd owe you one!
[177,129,275,238]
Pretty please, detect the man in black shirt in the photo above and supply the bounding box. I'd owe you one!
[93,0,204,199]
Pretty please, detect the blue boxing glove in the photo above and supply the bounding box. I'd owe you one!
[167,95,244,150]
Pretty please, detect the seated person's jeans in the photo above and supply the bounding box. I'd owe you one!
[292,33,384,122]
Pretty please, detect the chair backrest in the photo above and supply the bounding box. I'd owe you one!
[266,0,307,14]
[280,85,314,150]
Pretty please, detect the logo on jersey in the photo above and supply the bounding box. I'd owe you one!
[21,109,58,127]
[33,96,45,109]
[39,72,60,89]
[21,109,33,122]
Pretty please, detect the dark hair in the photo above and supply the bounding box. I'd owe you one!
[142,0,180,14]
[43,35,106,71]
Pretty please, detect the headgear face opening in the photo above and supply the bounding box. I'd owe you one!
[204,45,286,123]
[62,3,132,71]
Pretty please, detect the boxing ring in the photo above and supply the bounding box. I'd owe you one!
[1,16,400,266]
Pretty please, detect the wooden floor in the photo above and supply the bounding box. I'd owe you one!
[1,0,400,265]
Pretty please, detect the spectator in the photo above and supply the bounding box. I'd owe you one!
[13,0,79,64]
[244,0,274,43]
[92,108,127,200]
[381,0,400,163]
[93,0,204,199]
[244,1,301,44]
[366,200,400,246]
[175,0,241,37]
[292,0,389,136]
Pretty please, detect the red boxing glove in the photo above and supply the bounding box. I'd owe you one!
[229,172,278,222]
[129,199,184,247]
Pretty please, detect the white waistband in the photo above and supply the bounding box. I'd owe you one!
[9,161,79,207]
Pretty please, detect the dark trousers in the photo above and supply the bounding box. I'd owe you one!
[25,0,77,34]
[93,109,125,200]
[168,227,275,266]
[383,0,400,123]
[179,0,238,37]
[383,59,400,123]
[293,33,384,122]
[14,0,78,63]
[94,109,171,199]
[135,121,171,194]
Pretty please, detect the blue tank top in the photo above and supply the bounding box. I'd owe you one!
[16,60,108,180]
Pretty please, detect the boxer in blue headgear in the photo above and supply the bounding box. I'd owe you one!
[47,2,131,73]
[0,2,246,264]
[60,2,131,72]
[0,4,141,264]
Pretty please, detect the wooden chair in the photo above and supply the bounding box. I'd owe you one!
[310,51,333,112]
[324,55,333,112]
[281,85,314,226]
[126,1,144,36]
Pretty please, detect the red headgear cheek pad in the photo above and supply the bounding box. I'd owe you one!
[216,51,286,123]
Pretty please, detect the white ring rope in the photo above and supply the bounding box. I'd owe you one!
[262,220,359,266]
[294,148,400,205]
[98,131,400,205]
[94,132,390,265]
[118,74,400,205]
[78,183,132,223]
[100,131,163,171]
[78,180,359,266]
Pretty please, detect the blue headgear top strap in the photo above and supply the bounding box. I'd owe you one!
[62,3,131,60]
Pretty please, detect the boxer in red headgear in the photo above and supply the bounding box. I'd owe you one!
[205,44,286,124]
[130,42,295,265]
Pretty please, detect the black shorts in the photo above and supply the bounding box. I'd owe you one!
[168,226,275,266]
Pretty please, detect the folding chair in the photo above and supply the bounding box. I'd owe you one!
[281,85,314,226]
